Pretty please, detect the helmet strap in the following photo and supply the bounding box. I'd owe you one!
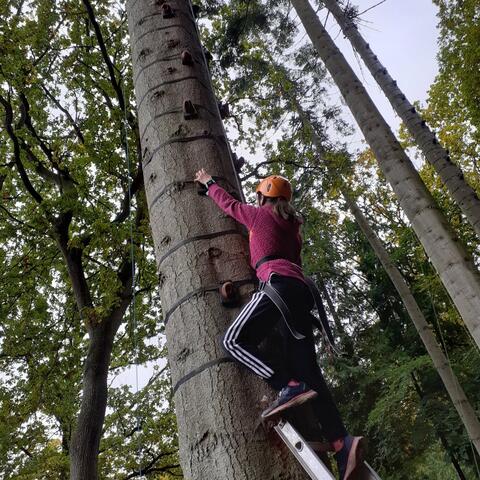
[257,192,266,206]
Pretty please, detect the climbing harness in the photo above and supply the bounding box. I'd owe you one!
[256,255,341,355]
[260,281,306,340]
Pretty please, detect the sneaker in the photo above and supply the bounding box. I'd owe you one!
[334,435,366,480]
[261,382,317,418]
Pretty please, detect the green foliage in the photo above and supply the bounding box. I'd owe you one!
[0,0,178,477]
[427,0,480,192]
[2,0,480,478]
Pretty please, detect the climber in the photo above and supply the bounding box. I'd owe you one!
[194,169,365,480]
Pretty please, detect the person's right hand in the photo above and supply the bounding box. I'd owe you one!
[194,168,213,185]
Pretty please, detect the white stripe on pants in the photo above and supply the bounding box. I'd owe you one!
[223,291,274,378]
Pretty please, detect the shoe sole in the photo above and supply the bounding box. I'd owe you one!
[261,390,318,419]
[344,436,367,480]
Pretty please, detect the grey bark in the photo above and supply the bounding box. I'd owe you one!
[126,1,309,478]
[70,324,116,479]
[322,0,480,239]
[291,0,480,350]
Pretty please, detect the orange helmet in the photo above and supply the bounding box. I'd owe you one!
[256,175,292,201]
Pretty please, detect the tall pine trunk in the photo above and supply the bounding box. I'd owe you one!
[345,194,480,456]
[291,0,480,350]
[286,84,480,454]
[322,0,480,239]
[126,1,308,477]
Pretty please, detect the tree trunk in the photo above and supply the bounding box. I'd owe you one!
[63,209,138,478]
[317,276,344,336]
[126,1,308,478]
[70,322,117,478]
[281,77,480,454]
[411,372,469,480]
[345,194,480,455]
[322,0,480,239]
[291,0,480,350]
[316,276,355,355]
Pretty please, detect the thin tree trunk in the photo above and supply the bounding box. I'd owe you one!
[322,0,480,239]
[411,372,468,480]
[64,203,140,479]
[345,194,480,455]
[126,1,308,477]
[69,253,135,479]
[291,0,480,350]
[316,277,355,356]
[317,276,344,336]
[278,76,480,454]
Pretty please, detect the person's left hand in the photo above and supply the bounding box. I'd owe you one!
[194,168,213,185]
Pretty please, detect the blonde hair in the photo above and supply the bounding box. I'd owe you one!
[261,195,301,222]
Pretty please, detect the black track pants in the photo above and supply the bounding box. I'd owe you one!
[222,274,347,441]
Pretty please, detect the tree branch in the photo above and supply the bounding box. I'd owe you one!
[0,204,35,229]
[18,138,65,188]
[121,452,180,480]
[41,85,85,144]
[54,211,93,314]
[113,165,144,224]
[81,0,126,112]
[108,194,148,332]
[16,93,78,194]
[81,0,137,128]
[0,93,43,203]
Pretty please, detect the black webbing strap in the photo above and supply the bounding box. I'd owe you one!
[158,229,240,266]
[172,357,233,395]
[255,255,283,270]
[304,277,336,347]
[262,283,305,340]
[164,278,255,325]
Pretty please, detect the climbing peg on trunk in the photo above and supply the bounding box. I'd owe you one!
[192,4,201,17]
[162,3,174,18]
[220,281,240,307]
[183,100,198,120]
[181,50,194,66]
[218,102,230,119]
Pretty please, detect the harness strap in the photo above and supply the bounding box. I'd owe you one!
[261,283,306,340]
[255,256,340,352]
[255,255,283,269]
[304,277,335,347]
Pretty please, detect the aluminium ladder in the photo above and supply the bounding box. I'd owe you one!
[274,420,382,480]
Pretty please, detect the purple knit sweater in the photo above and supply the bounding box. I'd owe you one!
[208,183,305,282]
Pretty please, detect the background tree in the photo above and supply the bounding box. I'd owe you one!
[290,0,480,351]
[0,1,179,478]
[197,3,480,476]
[320,0,480,239]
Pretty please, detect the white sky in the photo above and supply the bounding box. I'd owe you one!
[322,0,440,146]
